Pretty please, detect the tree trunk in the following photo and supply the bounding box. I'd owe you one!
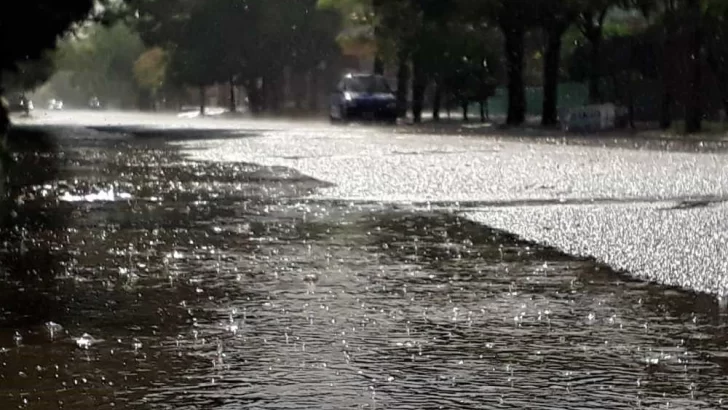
[432,82,442,121]
[229,78,236,113]
[411,58,427,123]
[308,70,320,112]
[261,76,271,113]
[660,46,672,129]
[275,72,285,113]
[587,33,602,104]
[245,78,263,114]
[660,91,672,129]
[542,25,565,126]
[461,101,469,121]
[264,70,284,114]
[292,72,303,111]
[503,25,526,125]
[685,0,702,134]
[395,47,410,118]
[659,14,675,130]
[611,74,621,102]
[627,75,635,129]
[706,49,728,126]
[374,55,385,75]
[137,89,152,111]
[373,24,385,75]
[198,85,206,116]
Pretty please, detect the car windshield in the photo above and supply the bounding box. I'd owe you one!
[345,76,391,93]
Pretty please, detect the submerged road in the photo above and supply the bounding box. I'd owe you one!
[0,109,727,409]
[166,111,728,296]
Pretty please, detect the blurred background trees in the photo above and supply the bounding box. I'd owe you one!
[4,0,728,132]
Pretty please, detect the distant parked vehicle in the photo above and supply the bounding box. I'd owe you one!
[561,103,627,132]
[47,98,64,110]
[89,96,102,110]
[8,94,33,115]
[329,73,398,124]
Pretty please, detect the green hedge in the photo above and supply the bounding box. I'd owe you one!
[471,82,589,117]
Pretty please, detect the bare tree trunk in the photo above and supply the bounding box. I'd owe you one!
[245,78,263,114]
[261,75,274,113]
[627,75,635,129]
[503,25,526,125]
[373,24,385,75]
[542,24,566,126]
[685,0,702,134]
[264,70,285,114]
[706,48,728,124]
[374,55,385,75]
[660,38,672,129]
[432,82,442,122]
[660,91,672,129]
[587,34,602,104]
[229,78,236,113]
[198,85,206,116]
[308,70,319,112]
[411,57,427,123]
[395,48,410,118]
[292,72,304,111]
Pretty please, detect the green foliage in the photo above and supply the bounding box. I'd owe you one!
[51,22,145,105]
[134,47,168,92]
[0,0,95,73]
[128,0,340,97]
[318,0,378,59]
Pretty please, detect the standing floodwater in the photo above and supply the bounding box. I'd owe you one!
[1,123,727,409]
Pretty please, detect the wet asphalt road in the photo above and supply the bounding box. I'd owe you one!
[167,112,728,295]
[1,110,728,409]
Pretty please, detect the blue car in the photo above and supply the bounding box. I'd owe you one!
[329,73,398,124]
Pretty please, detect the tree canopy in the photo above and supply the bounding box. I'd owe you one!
[0,0,112,79]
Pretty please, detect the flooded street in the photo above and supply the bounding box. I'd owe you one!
[2,116,728,409]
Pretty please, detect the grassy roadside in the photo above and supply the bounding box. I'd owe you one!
[391,117,728,152]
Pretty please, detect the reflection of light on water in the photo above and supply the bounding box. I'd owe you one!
[719,295,728,315]
[59,188,132,203]
[177,107,227,118]
[74,333,98,349]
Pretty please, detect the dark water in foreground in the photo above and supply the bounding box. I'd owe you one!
[1,125,728,409]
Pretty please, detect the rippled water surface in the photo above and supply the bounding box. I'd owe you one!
[1,125,728,409]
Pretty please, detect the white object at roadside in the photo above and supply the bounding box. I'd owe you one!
[562,103,619,132]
